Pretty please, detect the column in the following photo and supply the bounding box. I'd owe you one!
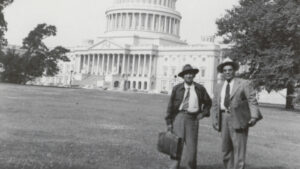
[158,15,162,32]
[90,54,93,74]
[79,55,83,73]
[94,54,97,74]
[152,14,155,31]
[127,54,131,75]
[77,55,80,73]
[138,13,142,30]
[109,15,112,30]
[174,19,177,35]
[122,54,126,74]
[92,54,95,74]
[177,20,180,35]
[132,13,136,30]
[120,13,124,29]
[111,15,114,30]
[112,54,115,74]
[112,14,115,30]
[101,54,105,74]
[114,14,118,30]
[132,54,136,75]
[148,55,153,77]
[142,54,146,77]
[117,54,120,74]
[137,54,141,76]
[106,54,109,75]
[96,54,100,75]
[164,16,168,33]
[106,15,109,31]
[119,13,122,29]
[87,54,90,74]
[126,13,130,29]
[83,55,86,73]
[145,13,149,30]
[169,17,172,34]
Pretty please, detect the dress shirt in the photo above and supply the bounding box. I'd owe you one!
[220,79,235,110]
[179,83,199,113]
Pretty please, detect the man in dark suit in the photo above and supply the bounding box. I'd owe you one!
[165,64,212,169]
[211,58,263,169]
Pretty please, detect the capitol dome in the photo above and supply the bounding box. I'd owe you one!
[102,0,186,45]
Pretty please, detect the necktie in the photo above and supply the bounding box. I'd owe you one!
[224,81,230,109]
[182,88,190,110]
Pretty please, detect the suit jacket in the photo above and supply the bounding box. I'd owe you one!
[165,82,212,125]
[211,78,263,131]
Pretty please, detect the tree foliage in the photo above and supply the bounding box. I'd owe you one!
[0,48,23,83]
[0,24,70,84]
[216,0,300,109]
[0,0,13,47]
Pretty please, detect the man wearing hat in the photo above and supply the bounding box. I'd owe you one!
[211,58,263,169]
[165,64,212,169]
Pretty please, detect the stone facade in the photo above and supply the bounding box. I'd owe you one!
[37,0,221,95]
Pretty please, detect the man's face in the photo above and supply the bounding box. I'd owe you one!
[222,65,235,81]
[183,73,195,85]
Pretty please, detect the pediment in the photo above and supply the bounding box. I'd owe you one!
[88,40,124,50]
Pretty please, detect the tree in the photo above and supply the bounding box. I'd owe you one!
[0,48,23,83]
[0,23,70,84]
[20,23,70,83]
[0,0,14,48]
[216,0,300,109]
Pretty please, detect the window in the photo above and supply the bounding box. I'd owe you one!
[201,69,205,77]
[128,81,131,89]
[171,67,176,75]
[161,80,167,91]
[144,82,147,90]
[163,66,168,76]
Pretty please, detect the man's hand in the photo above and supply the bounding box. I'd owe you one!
[167,124,173,132]
[248,118,257,127]
[197,113,204,120]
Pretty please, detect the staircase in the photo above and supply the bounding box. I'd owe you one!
[72,74,103,88]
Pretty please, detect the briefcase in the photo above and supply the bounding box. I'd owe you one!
[157,131,183,160]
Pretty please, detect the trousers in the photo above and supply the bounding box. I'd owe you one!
[170,112,199,169]
[221,112,248,169]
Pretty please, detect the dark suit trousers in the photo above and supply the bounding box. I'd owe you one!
[221,113,248,169]
[170,112,199,169]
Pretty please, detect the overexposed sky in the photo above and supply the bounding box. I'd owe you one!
[4,0,238,47]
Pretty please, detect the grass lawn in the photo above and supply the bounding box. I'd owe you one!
[0,83,299,169]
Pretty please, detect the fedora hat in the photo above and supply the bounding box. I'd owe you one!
[217,58,239,73]
[178,64,199,78]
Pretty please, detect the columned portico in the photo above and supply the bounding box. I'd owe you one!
[75,46,156,91]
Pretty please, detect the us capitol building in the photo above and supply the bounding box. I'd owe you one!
[36,0,222,95]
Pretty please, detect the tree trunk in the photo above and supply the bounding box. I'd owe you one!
[285,82,295,109]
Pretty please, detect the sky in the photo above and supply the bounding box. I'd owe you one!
[3,0,239,48]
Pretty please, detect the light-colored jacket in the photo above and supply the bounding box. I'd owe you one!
[211,78,263,131]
